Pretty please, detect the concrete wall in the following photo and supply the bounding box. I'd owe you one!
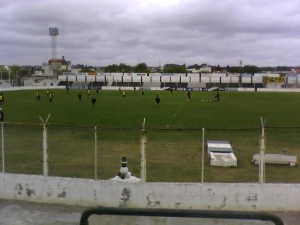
[0,86,65,92]
[1,173,299,211]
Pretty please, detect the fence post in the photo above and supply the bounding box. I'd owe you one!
[39,114,50,177]
[140,118,147,182]
[259,117,266,184]
[95,126,97,180]
[201,128,205,183]
[42,123,48,176]
[1,122,5,173]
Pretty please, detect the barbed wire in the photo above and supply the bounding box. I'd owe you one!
[3,121,300,132]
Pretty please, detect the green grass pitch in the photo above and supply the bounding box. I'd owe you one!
[1,89,300,183]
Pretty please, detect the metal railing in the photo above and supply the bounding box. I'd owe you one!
[79,207,284,225]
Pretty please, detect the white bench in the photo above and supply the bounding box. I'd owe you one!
[252,154,297,166]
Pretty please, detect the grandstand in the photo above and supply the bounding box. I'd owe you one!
[51,72,300,91]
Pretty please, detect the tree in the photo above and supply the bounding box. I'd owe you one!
[57,69,71,75]
[0,66,9,79]
[228,67,240,73]
[134,62,149,73]
[20,68,30,76]
[8,65,22,80]
[9,65,21,72]
[243,65,259,74]
[118,63,132,73]
[79,66,93,72]
[104,64,119,72]
[162,65,187,73]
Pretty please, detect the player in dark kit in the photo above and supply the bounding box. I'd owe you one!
[92,96,96,107]
[216,91,220,102]
[155,95,160,107]
[0,108,4,122]
[187,90,191,101]
[78,92,82,102]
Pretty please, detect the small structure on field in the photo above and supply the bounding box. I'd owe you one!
[252,153,297,166]
[110,157,141,183]
[207,140,237,167]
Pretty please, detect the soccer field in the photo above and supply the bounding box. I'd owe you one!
[1,89,300,183]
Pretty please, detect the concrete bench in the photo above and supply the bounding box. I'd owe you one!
[252,153,297,166]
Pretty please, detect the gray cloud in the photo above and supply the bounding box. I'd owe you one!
[1,0,300,67]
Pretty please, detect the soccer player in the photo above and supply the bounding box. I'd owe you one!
[187,90,191,101]
[49,93,53,103]
[216,92,220,102]
[155,95,160,107]
[122,91,126,99]
[36,91,41,101]
[78,92,82,102]
[142,88,144,95]
[92,96,96,107]
[87,89,90,98]
[0,108,4,122]
[0,93,3,105]
[0,92,4,103]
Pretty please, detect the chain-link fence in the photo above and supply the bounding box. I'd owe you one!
[0,123,299,183]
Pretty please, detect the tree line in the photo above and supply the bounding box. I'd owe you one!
[1,63,294,76]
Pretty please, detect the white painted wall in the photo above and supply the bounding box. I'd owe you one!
[161,76,171,82]
[86,76,96,82]
[181,76,189,83]
[1,173,300,211]
[210,77,220,83]
[230,76,240,83]
[95,76,105,82]
[171,76,180,83]
[241,77,252,83]
[190,76,199,82]
[122,76,131,82]
[201,76,211,83]
[142,76,151,82]
[0,86,65,92]
[132,76,141,82]
[252,77,263,83]
[221,77,230,83]
[257,88,300,92]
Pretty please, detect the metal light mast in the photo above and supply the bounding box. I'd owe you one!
[49,28,59,59]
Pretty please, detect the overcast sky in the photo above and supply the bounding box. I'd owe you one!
[1,0,300,68]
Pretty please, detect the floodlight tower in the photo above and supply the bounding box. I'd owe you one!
[49,28,59,59]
